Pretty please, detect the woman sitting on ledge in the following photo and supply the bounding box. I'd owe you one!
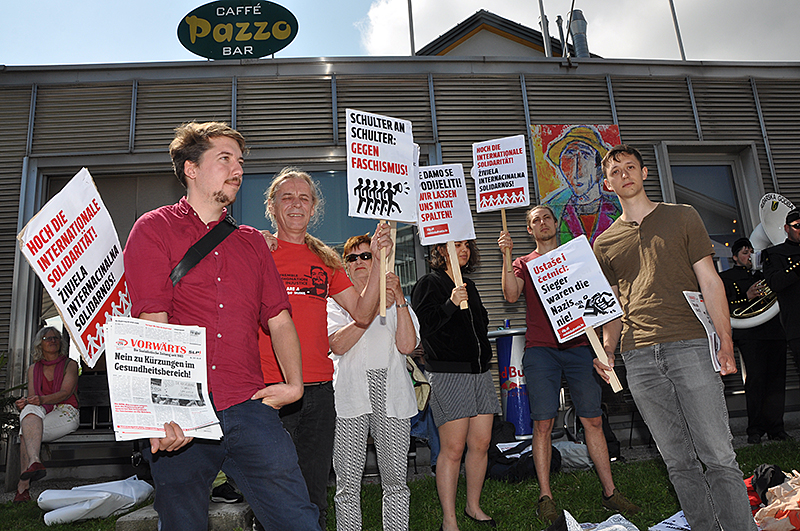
[13,326,79,503]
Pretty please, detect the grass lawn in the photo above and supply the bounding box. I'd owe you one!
[3,439,799,531]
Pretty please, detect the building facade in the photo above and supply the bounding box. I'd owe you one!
[2,19,800,471]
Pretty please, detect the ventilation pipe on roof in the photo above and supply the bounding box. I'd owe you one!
[569,10,590,58]
[556,16,566,57]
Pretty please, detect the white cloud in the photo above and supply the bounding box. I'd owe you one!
[359,0,415,55]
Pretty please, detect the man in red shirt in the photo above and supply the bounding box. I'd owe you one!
[124,123,320,530]
[498,204,637,523]
[259,168,391,529]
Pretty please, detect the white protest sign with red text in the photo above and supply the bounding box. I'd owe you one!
[526,235,621,343]
[417,164,475,246]
[346,108,417,223]
[18,168,129,367]
[472,135,529,213]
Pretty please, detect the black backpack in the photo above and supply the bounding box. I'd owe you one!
[486,418,561,482]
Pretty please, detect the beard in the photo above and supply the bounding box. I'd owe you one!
[213,190,236,206]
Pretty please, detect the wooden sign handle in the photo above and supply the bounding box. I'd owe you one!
[585,327,622,393]
[501,208,512,274]
[446,241,468,309]
[388,221,397,274]
[380,220,388,317]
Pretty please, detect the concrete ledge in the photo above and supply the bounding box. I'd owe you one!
[115,502,253,531]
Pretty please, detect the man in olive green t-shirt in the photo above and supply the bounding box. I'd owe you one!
[593,145,756,531]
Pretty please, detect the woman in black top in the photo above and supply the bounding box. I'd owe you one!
[411,240,501,531]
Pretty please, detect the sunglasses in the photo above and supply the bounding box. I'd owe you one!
[789,222,800,230]
[345,252,373,263]
[43,336,60,342]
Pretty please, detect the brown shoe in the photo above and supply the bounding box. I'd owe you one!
[538,495,559,523]
[602,488,639,514]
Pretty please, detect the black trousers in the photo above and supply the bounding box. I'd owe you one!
[739,338,787,437]
[790,338,800,375]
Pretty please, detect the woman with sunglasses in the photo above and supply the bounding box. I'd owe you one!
[411,241,501,531]
[327,234,419,531]
[13,326,79,502]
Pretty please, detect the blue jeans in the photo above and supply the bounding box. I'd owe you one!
[279,382,336,531]
[622,338,755,531]
[411,405,440,467]
[145,398,320,531]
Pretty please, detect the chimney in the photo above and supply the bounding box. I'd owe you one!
[556,16,566,56]
[570,10,590,58]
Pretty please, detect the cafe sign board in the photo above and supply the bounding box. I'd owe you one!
[178,0,298,60]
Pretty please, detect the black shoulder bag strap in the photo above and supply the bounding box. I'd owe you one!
[169,214,238,286]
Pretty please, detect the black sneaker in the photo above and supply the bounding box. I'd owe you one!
[768,431,793,441]
[211,481,244,503]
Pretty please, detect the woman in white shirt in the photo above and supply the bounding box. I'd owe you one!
[327,234,420,531]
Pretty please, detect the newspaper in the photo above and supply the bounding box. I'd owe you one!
[682,291,722,372]
[105,316,222,441]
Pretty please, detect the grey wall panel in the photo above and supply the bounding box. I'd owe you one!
[610,77,700,201]
[754,79,800,206]
[134,80,232,152]
[238,77,333,147]
[525,75,614,125]
[0,87,31,374]
[31,84,131,155]
[336,76,434,144]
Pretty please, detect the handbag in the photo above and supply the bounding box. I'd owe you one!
[405,357,430,410]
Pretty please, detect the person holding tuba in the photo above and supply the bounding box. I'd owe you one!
[763,208,800,380]
[719,238,789,444]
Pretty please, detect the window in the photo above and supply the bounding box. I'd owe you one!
[655,142,767,268]
[671,164,743,251]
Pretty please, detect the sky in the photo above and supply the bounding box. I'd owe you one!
[1,0,798,66]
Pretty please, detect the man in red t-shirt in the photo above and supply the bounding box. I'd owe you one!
[258,168,391,530]
[498,204,637,523]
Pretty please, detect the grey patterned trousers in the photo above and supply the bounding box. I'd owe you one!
[333,368,411,531]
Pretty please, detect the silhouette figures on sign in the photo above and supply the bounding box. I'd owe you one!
[353,179,409,217]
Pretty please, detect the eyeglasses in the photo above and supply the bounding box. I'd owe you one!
[345,252,372,263]
[43,336,60,342]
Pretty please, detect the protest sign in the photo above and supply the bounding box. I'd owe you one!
[471,135,529,213]
[346,108,417,223]
[526,235,623,391]
[417,164,475,246]
[347,108,417,316]
[472,134,529,275]
[526,235,621,341]
[105,316,222,441]
[18,168,129,367]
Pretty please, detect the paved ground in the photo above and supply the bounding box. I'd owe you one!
[4,411,799,504]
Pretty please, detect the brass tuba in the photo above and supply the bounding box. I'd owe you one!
[730,193,793,329]
[730,279,776,319]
